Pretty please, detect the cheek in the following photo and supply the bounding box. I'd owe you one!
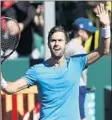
[86,35,89,39]
[61,43,66,50]
[84,33,89,40]
[48,43,53,49]
[86,32,90,38]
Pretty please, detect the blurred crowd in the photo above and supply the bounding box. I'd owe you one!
[1,1,111,59]
[1,0,44,59]
[56,1,112,53]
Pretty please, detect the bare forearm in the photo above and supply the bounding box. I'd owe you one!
[1,76,28,95]
[1,81,16,95]
[2,82,28,95]
[86,3,111,66]
[99,26,111,55]
[2,82,19,95]
[86,26,111,66]
[99,38,110,55]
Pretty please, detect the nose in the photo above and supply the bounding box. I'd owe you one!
[55,40,59,46]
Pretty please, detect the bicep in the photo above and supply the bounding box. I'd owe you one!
[86,49,102,66]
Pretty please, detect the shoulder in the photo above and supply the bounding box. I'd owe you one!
[68,53,87,63]
[31,62,46,71]
[70,54,87,70]
[66,53,87,63]
[24,62,46,77]
[71,53,87,58]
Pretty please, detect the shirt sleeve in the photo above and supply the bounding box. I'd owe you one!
[22,66,38,86]
[71,54,87,71]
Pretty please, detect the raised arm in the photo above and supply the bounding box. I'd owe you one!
[86,3,111,66]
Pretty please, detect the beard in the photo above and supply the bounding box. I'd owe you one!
[50,48,65,60]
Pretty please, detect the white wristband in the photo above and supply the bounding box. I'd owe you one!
[101,27,111,38]
[1,76,8,89]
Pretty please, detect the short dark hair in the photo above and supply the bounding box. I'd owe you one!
[48,26,69,43]
[68,24,79,39]
[72,24,80,32]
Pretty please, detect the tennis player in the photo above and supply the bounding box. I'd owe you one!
[65,17,98,120]
[1,4,111,120]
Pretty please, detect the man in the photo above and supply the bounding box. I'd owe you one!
[1,4,111,120]
[65,17,98,120]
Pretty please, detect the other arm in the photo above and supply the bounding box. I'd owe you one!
[1,66,37,94]
[1,73,29,95]
[86,3,111,66]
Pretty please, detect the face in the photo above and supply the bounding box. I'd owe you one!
[48,31,67,59]
[79,29,92,41]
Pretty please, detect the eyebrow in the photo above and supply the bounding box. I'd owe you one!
[51,38,64,41]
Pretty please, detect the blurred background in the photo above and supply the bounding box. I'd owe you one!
[1,1,111,120]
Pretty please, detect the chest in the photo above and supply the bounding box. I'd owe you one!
[37,63,82,91]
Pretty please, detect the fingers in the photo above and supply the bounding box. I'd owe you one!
[100,3,105,13]
[96,5,101,15]
[7,20,20,35]
[96,3,106,15]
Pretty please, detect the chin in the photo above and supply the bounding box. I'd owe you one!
[51,50,65,59]
[83,38,88,42]
[52,54,63,59]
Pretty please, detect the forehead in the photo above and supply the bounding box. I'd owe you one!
[84,30,92,35]
[51,31,66,39]
[81,29,92,35]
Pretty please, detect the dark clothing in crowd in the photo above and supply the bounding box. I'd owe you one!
[2,1,36,56]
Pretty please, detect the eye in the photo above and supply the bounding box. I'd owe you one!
[51,39,56,42]
[58,39,64,42]
[58,39,62,41]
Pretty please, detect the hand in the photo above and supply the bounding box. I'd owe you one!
[95,3,110,27]
[7,20,20,35]
[19,23,24,32]
[1,73,7,89]
[34,15,44,26]
[36,5,44,15]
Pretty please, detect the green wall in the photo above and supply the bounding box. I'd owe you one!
[2,57,29,82]
[87,56,111,120]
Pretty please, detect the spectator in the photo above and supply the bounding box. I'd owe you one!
[2,1,37,56]
[31,2,44,59]
[1,3,111,120]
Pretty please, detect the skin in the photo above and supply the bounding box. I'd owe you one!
[1,3,110,120]
[1,3,111,96]
[47,31,67,67]
[77,29,91,42]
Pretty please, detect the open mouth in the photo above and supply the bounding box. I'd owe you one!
[53,47,61,51]
[53,48,61,51]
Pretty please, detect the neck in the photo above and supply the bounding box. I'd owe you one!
[47,56,66,67]
[73,36,83,45]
